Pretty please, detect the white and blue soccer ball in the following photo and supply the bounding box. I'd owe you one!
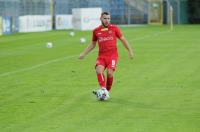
[96,88,110,101]
[46,42,53,48]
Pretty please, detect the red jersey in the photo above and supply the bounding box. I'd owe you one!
[92,24,122,56]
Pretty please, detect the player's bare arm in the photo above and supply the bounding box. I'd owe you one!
[119,36,134,59]
[79,41,97,59]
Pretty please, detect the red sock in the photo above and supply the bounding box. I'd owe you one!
[97,73,106,88]
[106,76,113,91]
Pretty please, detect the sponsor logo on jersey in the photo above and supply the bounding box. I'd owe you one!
[98,36,114,42]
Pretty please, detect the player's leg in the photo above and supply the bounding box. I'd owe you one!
[106,69,114,91]
[106,57,118,91]
[96,65,106,89]
[95,56,107,89]
[93,57,107,97]
[94,65,111,100]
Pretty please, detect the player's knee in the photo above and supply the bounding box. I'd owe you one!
[96,68,103,74]
[96,65,105,74]
[107,71,114,78]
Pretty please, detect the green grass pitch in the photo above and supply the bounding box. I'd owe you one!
[0,25,200,132]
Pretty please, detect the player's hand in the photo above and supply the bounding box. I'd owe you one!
[129,51,134,60]
[78,54,85,59]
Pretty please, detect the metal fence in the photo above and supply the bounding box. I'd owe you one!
[0,0,198,34]
[54,0,148,24]
[0,0,149,24]
[0,0,51,16]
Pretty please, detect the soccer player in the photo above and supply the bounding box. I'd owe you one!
[79,12,134,97]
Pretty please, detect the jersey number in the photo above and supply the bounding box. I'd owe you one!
[112,60,115,67]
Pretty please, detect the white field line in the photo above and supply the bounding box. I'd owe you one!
[0,30,170,77]
[0,55,78,77]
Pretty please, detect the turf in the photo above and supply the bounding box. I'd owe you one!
[0,25,200,132]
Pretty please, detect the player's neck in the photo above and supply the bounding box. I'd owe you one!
[102,23,110,28]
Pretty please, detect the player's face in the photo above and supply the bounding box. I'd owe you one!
[101,14,110,27]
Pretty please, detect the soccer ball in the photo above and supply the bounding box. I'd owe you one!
[80,37,86,44]
[46,42,53,48]
[69,31,75,37]
[96,88,110,101]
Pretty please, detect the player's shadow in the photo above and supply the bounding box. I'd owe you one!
[108,97,156,110]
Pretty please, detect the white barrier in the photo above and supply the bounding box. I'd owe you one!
[0,17,2,35]
[2,16,12,34]
[72,8,102,30]
[56,15,73,30]
[19,15,52,32]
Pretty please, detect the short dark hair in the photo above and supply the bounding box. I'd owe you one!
[101,12,110,17]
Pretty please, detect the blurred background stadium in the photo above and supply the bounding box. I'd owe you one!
[0,0,199,35]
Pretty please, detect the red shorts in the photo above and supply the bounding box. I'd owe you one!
[95,56,118,70]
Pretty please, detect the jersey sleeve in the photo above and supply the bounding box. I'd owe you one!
[115,26,123,39]
[92,30,98,41]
